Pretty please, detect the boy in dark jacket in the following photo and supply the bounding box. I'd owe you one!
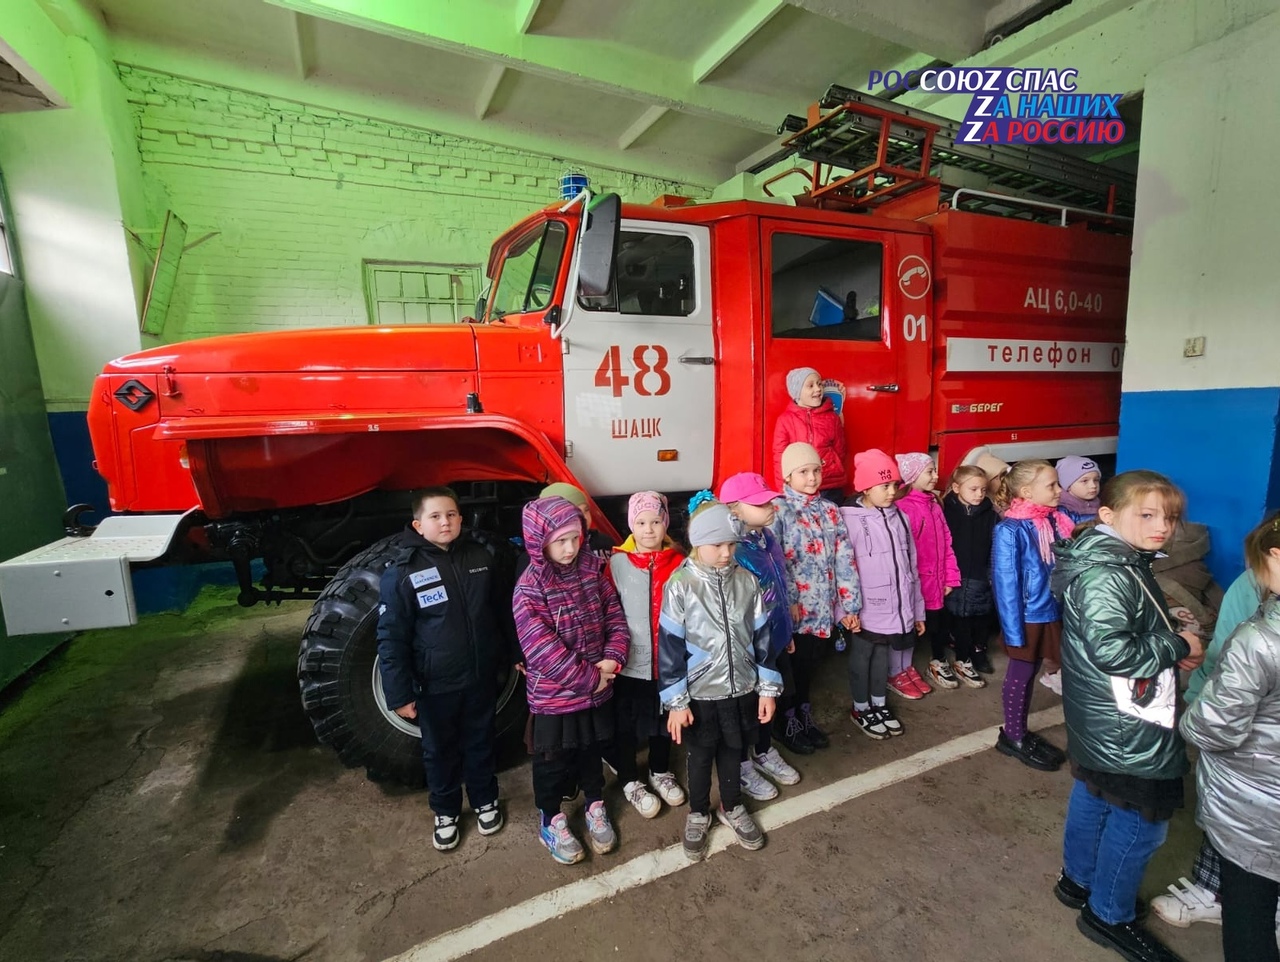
[377,487,507,851]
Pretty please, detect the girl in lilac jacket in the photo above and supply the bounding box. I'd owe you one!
[840,449,927,739]
[514,496,630,864]
[895,453,962,692]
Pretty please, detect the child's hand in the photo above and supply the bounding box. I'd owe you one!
[758,696,776,725]
[790,604,801,623]
[944,586,954,596]
[915,621,926,636]
[596,659,620,676]
[1177,630,1206,671]
[841,613,861,632]
[514,661,527,676]
[786,639,796,653]
[667,708,694,744]
[393,703,418,721]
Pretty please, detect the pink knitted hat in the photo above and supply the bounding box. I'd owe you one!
[853,448,901,492]
[627,490,669,528]
[895,452,935,486]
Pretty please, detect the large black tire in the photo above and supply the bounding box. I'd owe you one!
[297,532,526,785]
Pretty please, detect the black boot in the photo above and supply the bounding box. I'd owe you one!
[1054,873,1148,921]
[1077,904,1186,962]
[996,728,1060,771]
[1024,730,1067,765]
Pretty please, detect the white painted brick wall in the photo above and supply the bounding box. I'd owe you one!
[119,66,711,340]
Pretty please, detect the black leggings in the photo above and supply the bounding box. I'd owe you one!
[1219,852,1280,962]
[604,733,673,784]
[785,633,823,712]
[948,613,985,662]
[532,746,605,818]
[924,608,947,661]
[687,738,741,815]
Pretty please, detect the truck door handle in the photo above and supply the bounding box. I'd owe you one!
[868,383,899,392]
[679,355,715,365]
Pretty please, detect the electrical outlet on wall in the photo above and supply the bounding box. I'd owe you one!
[1183,336,1206,358]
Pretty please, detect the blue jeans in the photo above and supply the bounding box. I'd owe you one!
[1062,779,1169,924]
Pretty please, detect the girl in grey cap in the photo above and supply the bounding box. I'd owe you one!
[659,495,783,861]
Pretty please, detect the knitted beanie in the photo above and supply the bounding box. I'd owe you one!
[627,490,669,528]
[687,501,740,547]
[539,482,587,509]
[853,448,901,492]
[780,442,822,482]
[895,452,934,486]
[1055,456,1100,491]
[786,367,820,403]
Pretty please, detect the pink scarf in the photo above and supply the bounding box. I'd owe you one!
[1004,498,1076,563]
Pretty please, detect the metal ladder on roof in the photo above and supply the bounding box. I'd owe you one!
[757,84,1136,222]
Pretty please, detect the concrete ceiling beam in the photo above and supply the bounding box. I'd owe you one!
[785,0,986,63]
[0,0,75,106]
[691,0,787,83]
[110,37,731,188]
[288,11,316,81]
[474,63,506,120]
[514,0,543,35]
[259,0,791,132]
[617,105,667,150]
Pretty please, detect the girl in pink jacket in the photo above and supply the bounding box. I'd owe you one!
[895,453,962,693]
[840,449,926,739]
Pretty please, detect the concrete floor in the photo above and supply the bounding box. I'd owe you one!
[0,588,1226,962]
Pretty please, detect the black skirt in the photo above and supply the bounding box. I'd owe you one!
[685,693,758,751]
[529,703,615,755]
[612,674,665,740]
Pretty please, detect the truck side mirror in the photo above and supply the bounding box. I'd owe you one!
[576,193,620,298]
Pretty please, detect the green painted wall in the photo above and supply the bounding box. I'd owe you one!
[0,270,69,687]
[119,67,711,343]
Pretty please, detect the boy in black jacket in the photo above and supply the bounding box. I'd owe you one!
[377,487,506,850]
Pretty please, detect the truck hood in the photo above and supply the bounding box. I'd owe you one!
[103,325,480,374]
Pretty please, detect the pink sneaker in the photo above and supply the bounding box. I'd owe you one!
[888,671,923,700]
[906,666,932,696]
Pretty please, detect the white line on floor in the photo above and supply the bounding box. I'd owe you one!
[385,706,1065,962]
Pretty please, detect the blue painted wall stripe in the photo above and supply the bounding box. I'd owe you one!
[1118,387,1280,586]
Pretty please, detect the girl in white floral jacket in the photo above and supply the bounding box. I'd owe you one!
[769,442,862,753]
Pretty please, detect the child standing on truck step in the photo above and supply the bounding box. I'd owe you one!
[603,491,687,818]
[989,460,1076,772]
[770,442,862,754]
[894,453,962,693]
[660,496,783,860]
[719,472,802,795]
[514,495,631,865]
[376,486,507,852]
[840,450,924,738]
[772,367,848,501]
[943,464,998,683]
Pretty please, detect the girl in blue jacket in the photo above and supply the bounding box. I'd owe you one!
[990,459,1076,771]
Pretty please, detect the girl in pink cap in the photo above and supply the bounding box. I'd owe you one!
[840,449,925,738]
[895,452,962,693]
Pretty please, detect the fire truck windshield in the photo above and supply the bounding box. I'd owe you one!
[487,220,568,320]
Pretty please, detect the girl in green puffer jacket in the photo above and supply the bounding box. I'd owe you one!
[1050,470,1207,962]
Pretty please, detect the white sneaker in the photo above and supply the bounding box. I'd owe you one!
[647,770,686,807]
[1039,671,1063,696]
[1151,878,1221,927]
[622,780,661,819]
[751,747,801,786]
[928,659,960,690]
[739,760,778,801]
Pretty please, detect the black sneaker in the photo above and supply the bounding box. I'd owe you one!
[475,800,504,836]
[996,729,1061,772]
[972,649,995,674]
[874,705,904,737]
[1055,873,1149,921]
[850,706,890,740]
[433,814,460,851]
[799,704,830,749]
[1025,731,1067,765]
[777,713,816,755]
[1076,904,1186,962]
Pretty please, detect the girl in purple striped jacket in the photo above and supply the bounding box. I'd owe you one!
[514,496,631,865]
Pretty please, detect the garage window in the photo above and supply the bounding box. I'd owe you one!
[364,262,482,325]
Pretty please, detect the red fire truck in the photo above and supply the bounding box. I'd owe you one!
[0,89,1134,782]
